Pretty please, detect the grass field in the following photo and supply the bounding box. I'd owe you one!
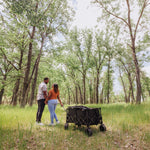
[0,102,150,150]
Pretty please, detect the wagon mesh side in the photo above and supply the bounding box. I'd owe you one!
[66,106,102,126]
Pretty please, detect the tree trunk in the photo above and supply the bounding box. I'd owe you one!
[29,69,38,106]
[29,36,44,106]
[11,79,21,106]
[78,84,83,104]
[100,87,103,104]
[20,2,39,107]
[141,88,145,102]
[20,26,36,107]
[93,77,96,103]
[75,86,78,104]
[0,88,4,105]
[96,70,100,104]
[127,85,131,103]
[68,88,71,105]
[89,80,93,104]
[132,48,142,104]
[107,56,110,104]
[83,73,86,104]
[11,48,24,106]
[128,73,135,103]
[119,68,128,103]
[0,75,7,104]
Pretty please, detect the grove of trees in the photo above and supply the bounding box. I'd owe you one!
[0,0,150,107]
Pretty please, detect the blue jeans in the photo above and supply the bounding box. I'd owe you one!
[48,99,58,124]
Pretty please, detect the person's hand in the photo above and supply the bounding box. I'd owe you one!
[60,103,63,107]
[44,101,48,105]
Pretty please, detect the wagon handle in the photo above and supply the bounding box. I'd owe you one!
[62,105,66,112]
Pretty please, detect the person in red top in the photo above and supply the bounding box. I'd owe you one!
[45,83,63,126]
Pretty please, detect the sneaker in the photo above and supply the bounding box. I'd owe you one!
[49,123,55,126]
[36,121,40,125]
[36,122,44,126]
[39,122,44,126]
[56,121,60,124]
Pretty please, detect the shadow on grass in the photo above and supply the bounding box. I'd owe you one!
[60,123,106,136]
[40,122,105,137]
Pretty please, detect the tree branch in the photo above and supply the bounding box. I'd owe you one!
[134,0,147,40]
[94,0,129,26]
[37,0,54,23]
[0,67,4,76]
[126,0,134,42]
[0,48,18,71]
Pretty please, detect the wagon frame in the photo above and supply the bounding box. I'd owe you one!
[64,106,106,136]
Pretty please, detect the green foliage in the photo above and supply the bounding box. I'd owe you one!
[0,0,74,104]
[0,0,150,105]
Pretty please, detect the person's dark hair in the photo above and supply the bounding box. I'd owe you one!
[53,84,58,93]
[44,77,49,81]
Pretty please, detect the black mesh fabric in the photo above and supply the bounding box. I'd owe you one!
[66,106,102,126]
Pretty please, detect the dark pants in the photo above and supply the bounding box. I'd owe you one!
[36,99,45,122]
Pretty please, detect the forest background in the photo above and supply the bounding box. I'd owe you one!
[0,0,150,107]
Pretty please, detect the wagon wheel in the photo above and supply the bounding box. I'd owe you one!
[78,124,81,127]
[99,124,106,132]
[64,123,69,130]
[85,128,92,136]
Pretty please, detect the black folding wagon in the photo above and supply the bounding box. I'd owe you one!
[64,106,106,136]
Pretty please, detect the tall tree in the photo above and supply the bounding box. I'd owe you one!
[2,0,73,107]
[69,28,93,104]
[91,31,107,103]
[0,48,13,104]
[93,0,150,103]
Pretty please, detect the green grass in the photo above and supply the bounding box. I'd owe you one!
[0,102,150,150]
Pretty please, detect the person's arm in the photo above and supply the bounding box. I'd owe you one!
[57,95,63,107]
[42,84,48,103]
[45,91,51,104]
[43,91,47,99]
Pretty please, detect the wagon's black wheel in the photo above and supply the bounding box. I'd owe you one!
[78,124,81,127]
[99,124,106,131]
[85,128,92,136]
[64,123,69,130]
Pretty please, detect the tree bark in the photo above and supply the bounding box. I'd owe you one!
[0,88,4,104]
[11,79,21,106]
[107,56,111,104]
[132,48,142,104]
[100,87,103,104]
[20,26,36,107]
[128,73,135,103]
[29,64,38,106]
[89,80,93,104]
[119,68,128,103]
[96,69,100,104]
[127,85,131,103]
[67,88,71,105]
[29,35,45,106]
[83,73,86,104]
[75,86,78,104]
[11,48,24,106]
[78,84,83,104]
[0,74,7,104]
[93,77,96,103]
